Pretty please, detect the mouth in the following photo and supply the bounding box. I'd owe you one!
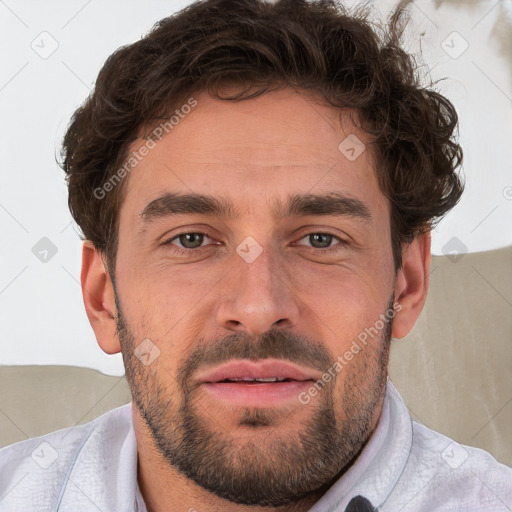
[195,359,319,407]
[216,377,298,383]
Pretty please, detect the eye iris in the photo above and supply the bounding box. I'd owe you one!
[179,233,203,249]
[310,233,332,248]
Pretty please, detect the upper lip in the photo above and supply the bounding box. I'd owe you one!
[196,358,321,383]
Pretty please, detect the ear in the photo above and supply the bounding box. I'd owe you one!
[392,231,431,339]
[81,241,121,354]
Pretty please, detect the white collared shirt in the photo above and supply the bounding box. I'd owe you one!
[1,380,510,511]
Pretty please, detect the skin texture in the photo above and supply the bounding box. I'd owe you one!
[81,87,430,512]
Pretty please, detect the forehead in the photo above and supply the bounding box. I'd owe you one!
[122,87,385,219]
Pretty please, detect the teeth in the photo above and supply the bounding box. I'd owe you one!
[225,377,287,382]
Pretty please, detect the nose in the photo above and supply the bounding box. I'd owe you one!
[216,244,300,336]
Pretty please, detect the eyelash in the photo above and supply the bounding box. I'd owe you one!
[163,230,348,255]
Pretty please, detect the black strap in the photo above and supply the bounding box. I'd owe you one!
[344,495,377,512]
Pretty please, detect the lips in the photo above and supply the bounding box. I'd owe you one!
[196,358,319,384]
[195,359,322,408]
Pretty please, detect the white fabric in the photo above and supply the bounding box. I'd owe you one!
[0,379,510,511]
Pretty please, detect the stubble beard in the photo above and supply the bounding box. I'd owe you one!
[116,295,392,507]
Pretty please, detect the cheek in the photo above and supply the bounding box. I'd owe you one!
[285,256,392,324]
[116,238,191,312]
[115,255,220,367]
[287,269,393,375]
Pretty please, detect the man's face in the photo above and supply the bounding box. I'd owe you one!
[113,87,396,506]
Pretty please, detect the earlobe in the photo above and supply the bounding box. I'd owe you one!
[392,232,431,339]
[81,241,121,354]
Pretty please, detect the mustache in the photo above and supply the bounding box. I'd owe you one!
[177,329,334,391]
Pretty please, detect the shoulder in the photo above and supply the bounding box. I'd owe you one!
[386,420,512,511]
[0,403,133,512]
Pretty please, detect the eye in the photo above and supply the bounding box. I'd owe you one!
[295,232,346,251]
[162,230,347,256]
[164,232,216,252]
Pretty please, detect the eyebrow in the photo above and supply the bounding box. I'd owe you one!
[140,192,371,224]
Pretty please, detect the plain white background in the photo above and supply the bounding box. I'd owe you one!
[0,0,511,375]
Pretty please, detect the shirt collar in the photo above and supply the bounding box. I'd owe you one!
[57,405,140,511]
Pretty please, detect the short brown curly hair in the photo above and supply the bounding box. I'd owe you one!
[60,0,464,272]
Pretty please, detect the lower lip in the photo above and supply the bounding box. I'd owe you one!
[201,381,313,407]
